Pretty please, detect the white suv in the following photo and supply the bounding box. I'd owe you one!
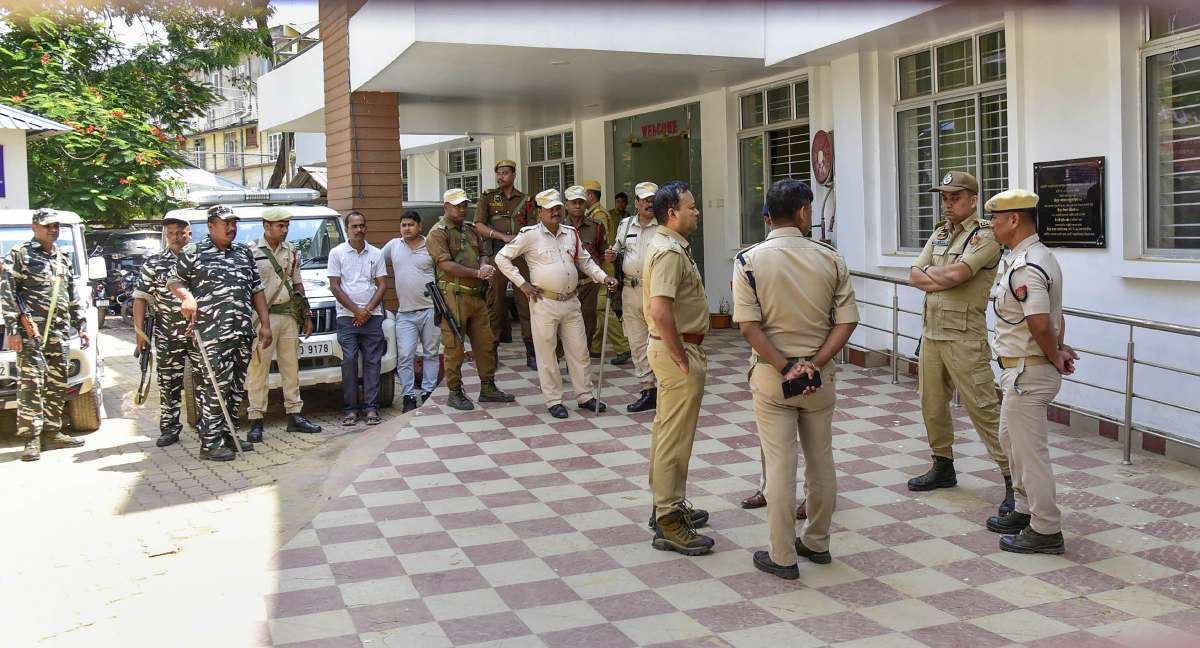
[0,209,107,431]
[164,190,397,425]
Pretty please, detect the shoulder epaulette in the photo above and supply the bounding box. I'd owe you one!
[810,238,838,252]
[735,241,764,266]
[934,219,948,230]
[519,224,538,232]
[561,223,577,231]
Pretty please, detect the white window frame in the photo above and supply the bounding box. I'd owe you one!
[401,156,410,202]
[445,146,481,201]
[1141,6,1200,260]
[893,26,1008,252]
[267,132,282,160]
[527,130,575,196]
[193,139,207,170]
[223,132,239,170]
[736,77,812,245]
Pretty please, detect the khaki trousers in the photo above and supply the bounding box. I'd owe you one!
[247,313,302,418]
[578,281,600,349]
[918,338,1009,474]
[999,363,1063,534]
[621,284,655,390]
[441,291,497,391]
[591,291,630,355]
[751,361,837,564]
[530,296,594,407]
[648,339,706,519]
[488,257,532,343]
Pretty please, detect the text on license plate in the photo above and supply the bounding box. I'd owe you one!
[299,341,332,358]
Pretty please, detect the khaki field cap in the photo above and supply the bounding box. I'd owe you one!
[929,170,979,194]
[634,181,659,199]
[261,207,293,222]
[31,208,62,226]
[443,187,469,205]
[581,180,602,193]
[563,185,587,202]
[494,159,517,172]
[536,188,564,209]
[985,188,1040,213]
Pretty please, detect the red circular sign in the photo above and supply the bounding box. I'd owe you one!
[811,130,834,186]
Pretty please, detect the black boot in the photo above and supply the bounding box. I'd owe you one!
[986,510,1031,534]
[288,414,322,434]
[156,432,179,448]
[199,436,235,462]
[247,419,264,443]
[907,456,957,491]
[402,395,418,412]
[524,339,537,370]
[626,388,657,413]
[999,475,1015,516]
[1000,527,1065,555]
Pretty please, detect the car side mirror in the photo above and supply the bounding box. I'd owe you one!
[88,256,108,281]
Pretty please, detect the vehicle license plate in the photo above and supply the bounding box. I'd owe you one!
[299,341,331,358]
[95,299,110,307]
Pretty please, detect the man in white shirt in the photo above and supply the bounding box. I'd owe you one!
[604,181,661,412]
[383,210,440,413]
[328,211,389,426]
[495,188,618,418]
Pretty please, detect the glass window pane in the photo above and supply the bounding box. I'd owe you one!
[543,164,561,193]
[449,150,463,174]
[936,39,974,91]
[739,135,765,244]
[795,80,810,120]
[768,125,811,186]
[464,148,480,172]
[564,132,574,158]
[766,85,792,123]
[447,176,462,190]
[979,31,1006,83]
[980,93,1009,203]
[563,162,575,188]
[529,165,545,196]
[1150,6,1200,39]
[1147,46,1200,252]
[897,107,935,249]
[741,92,764,129]
[530,137,546,163]
[547,133,563,160]
[898,50,932,99]
[936,98,977,180]
[463,174,480,201]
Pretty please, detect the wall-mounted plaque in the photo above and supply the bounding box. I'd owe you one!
[1033,156,1105,248]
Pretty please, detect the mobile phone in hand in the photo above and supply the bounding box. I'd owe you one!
[781,371,822,398]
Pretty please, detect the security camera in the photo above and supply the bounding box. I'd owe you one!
[466,131,475,143]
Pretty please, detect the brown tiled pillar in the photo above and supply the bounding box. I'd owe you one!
[321,0,403,307]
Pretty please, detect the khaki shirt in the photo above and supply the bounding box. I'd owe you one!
[617,214,659,278]
[587,202,618,247]
[426,218,487,290]
[912,215,1001,341]
[643,225,710,337]
[476,187,532,236]
[732,227,859,360]
[253,238,302,306]
[991,234,1063,358]
[566,214,606,284]
[495,222,607,294]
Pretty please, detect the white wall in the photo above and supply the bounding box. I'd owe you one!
[0,130,30,209]
[764,0,943,66]
[294,133,326,167]
[258,42,325,133]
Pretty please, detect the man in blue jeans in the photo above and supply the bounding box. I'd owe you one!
[328,211,389,426]
[383,211,440,412]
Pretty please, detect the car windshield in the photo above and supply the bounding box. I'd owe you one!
[0,225,79,276]
[229,216,345,269]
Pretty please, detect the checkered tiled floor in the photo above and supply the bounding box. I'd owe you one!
[265,330,1200,647]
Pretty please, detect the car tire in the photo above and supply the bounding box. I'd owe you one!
[377,370,396,408]
[68,386,103,432]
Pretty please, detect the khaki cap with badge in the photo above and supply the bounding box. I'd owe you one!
[929,171,979,194]
[536,188,563,209]
[634,181,658,200]
[582,180,602,193]
[262,207,293,222]
[564,185,587,202]
[985,189,1039,213]
[31,208,63,226]
[443,187,469,205]
[494,159,518,172]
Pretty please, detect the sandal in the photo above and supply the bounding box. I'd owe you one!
[341,413,359,426]
[365,411,382,426]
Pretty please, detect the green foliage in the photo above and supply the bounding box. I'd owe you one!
[0,1,271,224]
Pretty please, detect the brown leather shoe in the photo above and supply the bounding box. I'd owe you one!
[741,490,766,509]
[797,498,807,520]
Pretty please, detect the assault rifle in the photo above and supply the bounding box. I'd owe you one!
[426,281,463,345]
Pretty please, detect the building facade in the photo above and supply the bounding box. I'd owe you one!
[258,1,1200,454]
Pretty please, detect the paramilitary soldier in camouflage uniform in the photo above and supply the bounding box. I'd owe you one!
[169,205,274,461]
[1,209,88,461]
[133,214,193,448]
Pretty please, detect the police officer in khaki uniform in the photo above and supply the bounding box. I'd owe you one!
[908,171,1014,516]
[495,188,618,418]
[563,185,608,347]
[735,179,859,579]
[605,181,661,411]
[475,160,536,369]
[583,179,630,361]
[644,181,712,555]
[429,188,516,410]
[246,207,322,442]
[983,189,1076,555]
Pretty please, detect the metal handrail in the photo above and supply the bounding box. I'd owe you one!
[271,24,321,69]
[847,269,1200,465]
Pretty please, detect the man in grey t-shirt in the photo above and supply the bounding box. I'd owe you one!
[383,211,441,412]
